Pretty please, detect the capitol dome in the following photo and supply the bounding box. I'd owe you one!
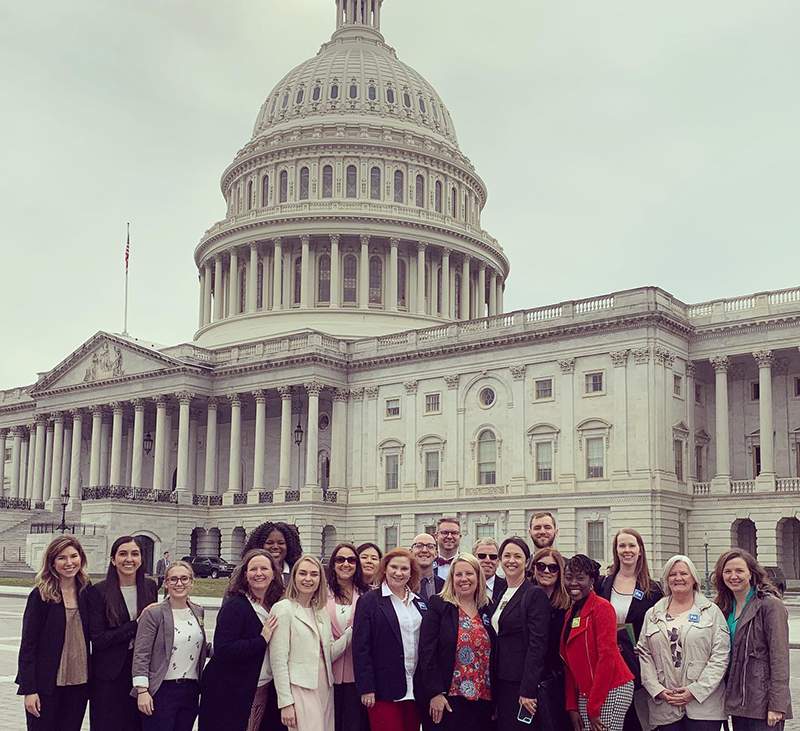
[192,0,508,348]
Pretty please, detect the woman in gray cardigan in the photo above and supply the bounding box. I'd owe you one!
[132,561,210,731]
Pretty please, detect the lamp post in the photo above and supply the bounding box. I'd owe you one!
[143,432,154,455]
[294,414,304,490]
[57,485,70,534]
[703,532,710,595]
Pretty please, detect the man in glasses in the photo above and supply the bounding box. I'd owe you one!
[526,511,561,582]
[473,537,506,605]
[432,516,462,580]
[410,533,443,602]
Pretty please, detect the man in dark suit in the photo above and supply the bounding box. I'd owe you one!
[473,537,506,606]
[411,534,443,601]
[155,551,170,591]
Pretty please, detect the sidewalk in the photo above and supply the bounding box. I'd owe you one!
[0,585,223,609]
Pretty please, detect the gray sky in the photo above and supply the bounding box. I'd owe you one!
[1,0,798,389]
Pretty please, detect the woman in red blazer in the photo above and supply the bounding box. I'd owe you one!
[560,555,634,731]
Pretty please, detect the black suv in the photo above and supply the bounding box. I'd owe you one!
[764,566,786,596]
[181,555,236,579]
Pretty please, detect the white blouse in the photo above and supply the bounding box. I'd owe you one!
[382,583,422,702]
[164,608,202,681]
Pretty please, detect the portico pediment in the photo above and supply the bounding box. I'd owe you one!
[31,332,199,394]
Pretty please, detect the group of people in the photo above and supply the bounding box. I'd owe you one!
[16,515,792,731]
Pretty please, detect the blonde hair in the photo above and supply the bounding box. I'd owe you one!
[35,536,90,603]
[439,553,489,609]
[164,560,194,581]
[662,555,702,595]
[284,555,327,610]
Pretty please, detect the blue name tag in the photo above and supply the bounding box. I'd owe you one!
[688,613,700,623]
[418,602,427,611]
[633,589,644,601]
[483,615,491,626]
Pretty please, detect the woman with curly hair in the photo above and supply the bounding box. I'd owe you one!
[713,549,792,730]
[243,522,302,582]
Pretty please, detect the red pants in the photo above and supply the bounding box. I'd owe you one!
[367,700,420,731]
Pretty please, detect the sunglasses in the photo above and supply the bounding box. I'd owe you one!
[534,562,559,574]
[476,553,499,561]
[334,556,358,565]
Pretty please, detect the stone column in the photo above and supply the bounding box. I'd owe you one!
[130,400,145,488]
[198,268,206,329]
[278,386,293,489]
[460,255,470,320]
[685,363,696,479]
[272,237,283,310]
[497,278,504,314]
[176,392,193,494]
[228,248,239,316]
[304,383,322,488]
[204,398,219,495]
[202,262,212,326]
[252,390,267,492]
[610,350,630,475]
[43,420,54,498]
[360,235,370,309]
[109,402,124,486]
[488,270,497,316]
[10,427,22,499]
[248,243,259,312]
[89,408,103,489]
[404,381,418,486]
[69,411,83,498]
[710,356,731,479]
[441,248,451,319]
[49,414,65,500]
[153,396,167,491]
[24,427,34,499]
[388,237,399,311]
[330,235,340,307]
[213,256,224,321]
[32,416,47,500]
[300,235,311,308]
[416,242,427,315]
[330,389,348,489]
[227,394,242,493]
[99,413,111,486]
[558,359,577,490]
[0,429,6,497]
[188,408,199,493]
[282,246,292,311]
[753,351,775,476]
[477,262,486,318]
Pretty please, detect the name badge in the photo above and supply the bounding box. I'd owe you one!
[482,615,491,627]
[418,602,427,611]
[688,613,700,623]
[571,617,581,628]
[633,589,644,601]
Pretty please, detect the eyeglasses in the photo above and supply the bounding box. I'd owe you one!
[534,562,559,574]
[411,543,437,551]
[476,553,499,561]
[166,576,192,586]
[334,556,358,565]
[438,530,460,537]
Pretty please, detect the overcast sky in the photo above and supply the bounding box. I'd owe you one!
[1,0,798,389]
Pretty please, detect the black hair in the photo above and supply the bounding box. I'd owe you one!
[326,542,369,600]
[499,536,531,561]
[565,554,601,583]
[242,522,302,569]
[104,535,150,626]
[355,542,383,560]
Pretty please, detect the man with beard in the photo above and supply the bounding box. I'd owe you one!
[432,516,461,581]
[526,511,559,582]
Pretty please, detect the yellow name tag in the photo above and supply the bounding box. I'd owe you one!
[571,617,581,628]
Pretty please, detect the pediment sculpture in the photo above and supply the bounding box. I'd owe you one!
[83,343,124,382]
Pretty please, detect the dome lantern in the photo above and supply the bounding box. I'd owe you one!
[333,0,385,41]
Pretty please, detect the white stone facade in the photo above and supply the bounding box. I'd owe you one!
[1,2,799,579]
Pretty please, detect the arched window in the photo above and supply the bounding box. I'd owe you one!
[296,88,304,104]
[349,84,358,100]
[386,87,395,104]
[370,167,381,200]
[346,165,357,198]
[434,181,442,213]
[436,266,442,315]
[256,261,264,309]
[451,187,457,217]
[237,185,243,212]
[279,171,288,203]
[293,258,302,305]
[343,255,357,303]
[322,165,333,198]
[239,267,247,313]
[247,181,253,211]
[299,167,310,200]
[478,430,497,485]
[282,92,289,109]
[270,97,277,114]
[403,92,412,108]
[312,85,321,101]
[394,170,404,203]
[397,258,407,308]
[330,83,339,100]
[418,97,426,114]
[415,175,425,208]
[318,254,331,303]
[432,102,439,120]
[369,256,383,304]
[368,85,377,101]
[261,174,270,207]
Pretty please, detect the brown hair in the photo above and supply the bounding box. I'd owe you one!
[611,528,658,598]
[529,511,556,528]
[373,548,420,592]
[712,549,779,616]
[436,516,461,530]
[227,549,284,609]
[439,553,489,609]
[35,536,90,603]
[531,548,570,610]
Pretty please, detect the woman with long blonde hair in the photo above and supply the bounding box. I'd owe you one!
[16,536,92,731]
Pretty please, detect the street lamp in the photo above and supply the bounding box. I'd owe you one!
[143,432,154,455]
[58,485,70,534]
[703,532,710,595]
[294,416,304,446]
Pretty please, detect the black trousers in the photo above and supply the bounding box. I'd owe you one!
[731,717,785,731]
[258,680,287,731]
[428,696,493,731]
[90,650,142,731]
[26,683,89,731]
[333,681,370,731]
[496,678,534,731]
[659,720,723,731]
[141,680,200,731]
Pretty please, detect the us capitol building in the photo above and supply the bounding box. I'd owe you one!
[2,0,799,578]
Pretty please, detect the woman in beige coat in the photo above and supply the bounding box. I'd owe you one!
[269,555,352,730]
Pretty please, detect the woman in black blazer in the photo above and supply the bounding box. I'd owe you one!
[491,537,550,731]
[87,535,158,731]
[595,528,662,731]
[353,547,427,731]
[418,553,495,731]
[17,536,92,731]
[199,549,284,731]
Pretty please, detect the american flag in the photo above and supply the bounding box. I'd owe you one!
[125,224,130,273]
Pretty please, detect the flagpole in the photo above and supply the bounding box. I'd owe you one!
[123,222,130,336]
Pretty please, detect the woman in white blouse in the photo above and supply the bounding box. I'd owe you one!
[270,554,352,730]
[132,561,210,731]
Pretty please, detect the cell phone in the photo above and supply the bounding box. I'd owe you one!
[517,703,534,724]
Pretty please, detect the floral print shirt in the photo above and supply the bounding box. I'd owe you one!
[448,607,492,701]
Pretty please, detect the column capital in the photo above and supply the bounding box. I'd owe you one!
[227,246,239,258]
[300,234,310,246]
[0,428,8,439]
[45,419,55,432]
[229,393,243,407]
[403,380,418,395]
[305,382,323,397]
[710,356,731,374]
[365,386,379,399]
[249,241,259,252]
[416,241,428,252]
[558,358,576,374]
[441,246,452,257]
[360,234,371,247]
[444,374,460,390]
[332,388,349,402]
[176,391,195,405]
[272,236,283,248]
[90,405,105,418]
[653,347,675,367]
[609,349,629,367]
[476,260,487,271]
[752,350,774,368]
[109,401,124,414]
[153,395,169,409]
[34,413,48,426]
[388,236,400,248]
[632,347,651,365]
[49,411,65,424]
[69,408,84,421]
[131,398,146,411]
[11,425,24,438]
[685,362,697,378]
[509,365,526,381]
[329,233,340,246]
[252,389,267,402]
[277,385,293,400]
[461,252,471,263]
[350,387,364,402]
[207,396,219,410]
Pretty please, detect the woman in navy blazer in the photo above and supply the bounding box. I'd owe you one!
[353,547,427,731]
[418,553,496,731]
[17,536,92,731]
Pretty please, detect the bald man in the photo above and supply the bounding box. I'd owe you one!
[410,533,444,602]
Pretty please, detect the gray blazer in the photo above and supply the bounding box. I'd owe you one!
[131,599,210,698]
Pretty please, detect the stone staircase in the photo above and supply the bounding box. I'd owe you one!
[0,506,85,572]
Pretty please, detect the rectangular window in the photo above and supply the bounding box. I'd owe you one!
[754,445,762,477]
[535,442,553,482]
[586,437,604,478]
[384,526,398,551]
[695,445,703,482]
[424,393,441,414]
[535,378,553,400]
[674,439,684,481]
[385,454,399,490]
[795,377,800,397]
[385,398,401,418]
[751,382,760,401]
[425,451,440,488]
[673,374,682,397]
[3,448,10,463]
[585,372,604,394]
[695,383,703,404]
[587,521,604,561]
[476,523,494,540]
